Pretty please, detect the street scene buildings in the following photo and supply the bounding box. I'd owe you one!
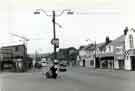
[0,1,135,91]
[0,27,135,71]
[79,27,135,71]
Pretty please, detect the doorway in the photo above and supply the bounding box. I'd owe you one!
[96,58,100,68]
[83,59,85,67]
[131,56,135,70]
[118,60,124,70]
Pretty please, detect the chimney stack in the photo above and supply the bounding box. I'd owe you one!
[124,27,128,35]
[105,36,111,44]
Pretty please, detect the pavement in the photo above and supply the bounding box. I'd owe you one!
[0,66,135,91]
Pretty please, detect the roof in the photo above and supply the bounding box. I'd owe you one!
[84,44,95,50]
[1,44,25,49]
[79,35,125,51]
[82,42,106,51]
[96,42,106,48]
[108,35,125,46]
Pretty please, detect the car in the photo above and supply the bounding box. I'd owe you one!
[35,61,42,68]
[41,61,48,67]
[3,63,13,69]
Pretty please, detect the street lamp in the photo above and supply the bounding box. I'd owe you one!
[34,9,73,62]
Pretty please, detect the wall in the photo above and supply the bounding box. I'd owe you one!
[114,60,119,69]
[125,28,135,51]
[125,28,135,70]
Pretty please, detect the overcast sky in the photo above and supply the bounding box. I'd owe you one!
[0,0,134,54]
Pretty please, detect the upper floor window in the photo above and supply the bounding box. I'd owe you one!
[111,46,114,52]
[106,46,111,53]
[129,34,134,48]
[109,46,111,52]
[15,46,19,52]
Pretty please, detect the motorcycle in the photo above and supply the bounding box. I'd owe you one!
[45,70,58,79]
[45,65,58,79]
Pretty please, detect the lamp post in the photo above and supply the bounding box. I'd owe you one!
[34,9,73,62]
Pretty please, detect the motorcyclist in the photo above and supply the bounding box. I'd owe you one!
[45,60,59,79]
[50,64,58,79]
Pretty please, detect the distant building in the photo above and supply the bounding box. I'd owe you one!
[0,44,26,61]
[0,44,31,72]
[57,47,78,65]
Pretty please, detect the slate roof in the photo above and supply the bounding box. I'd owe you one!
[82,42,106,51]
[107,35,125,46]
[80,35,125,51]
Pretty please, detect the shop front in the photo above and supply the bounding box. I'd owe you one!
[125,49,135,71]
[97,53,114,69]
[114,55,125,70]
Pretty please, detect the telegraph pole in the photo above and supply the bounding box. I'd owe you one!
[52,11,57,60]
[34,9,73,62]
[95,41,96,68]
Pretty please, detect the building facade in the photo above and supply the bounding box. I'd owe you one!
[125,28,135,70]
[0,44,32,72]
[78,44,101,68]
[97,35,125,70]
[79,27,135,71]
[0,44,26,61]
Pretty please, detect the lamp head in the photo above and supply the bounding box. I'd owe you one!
[67,11,74,15]
[34,11,40,14]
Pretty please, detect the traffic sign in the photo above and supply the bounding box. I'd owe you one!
[51,38,59,45]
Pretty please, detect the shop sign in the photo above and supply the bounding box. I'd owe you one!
[115,55,124,60]
[126,49,135,55]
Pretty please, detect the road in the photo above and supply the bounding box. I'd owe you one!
[0,67,135,91]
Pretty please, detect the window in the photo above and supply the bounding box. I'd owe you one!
[109,46,111,52]
[129,34,134,48]
[90,60,94,66]
[15,46,18,52]
[111,46,114,52]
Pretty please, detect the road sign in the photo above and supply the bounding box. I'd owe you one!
[51,38,59,45]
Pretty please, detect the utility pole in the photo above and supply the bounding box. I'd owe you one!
[52,11,57,60]
[95,41,96,68]
[34,9,73,63]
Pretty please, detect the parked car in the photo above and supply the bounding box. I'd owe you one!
[41,61,48,67]
[3,63,13,69]
[35,61,42,68]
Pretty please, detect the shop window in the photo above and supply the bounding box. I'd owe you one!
[127,56,128,60]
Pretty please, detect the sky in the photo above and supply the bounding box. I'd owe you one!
[0,0,134,54]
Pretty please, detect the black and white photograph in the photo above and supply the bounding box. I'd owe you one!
[0,0,134,91]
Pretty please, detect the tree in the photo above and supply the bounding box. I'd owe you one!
[67,47,78,65]
[57,47,78,65]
